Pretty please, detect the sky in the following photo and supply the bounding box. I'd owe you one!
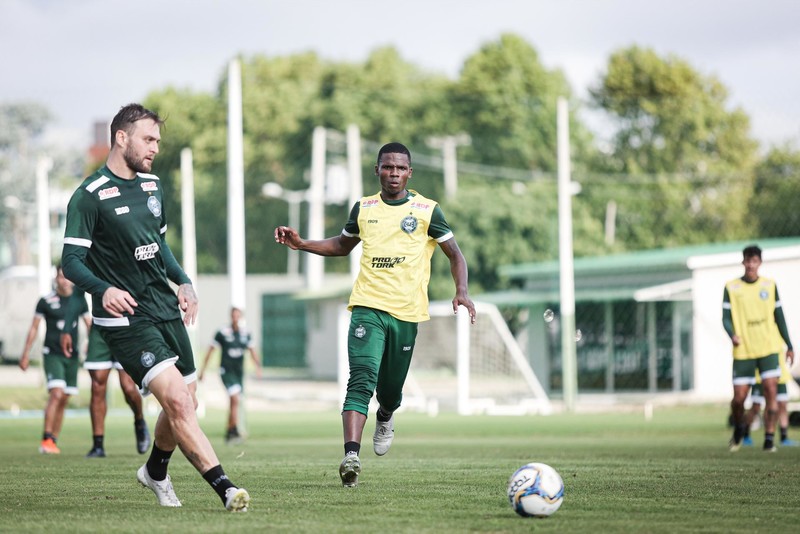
[2,0,799,152]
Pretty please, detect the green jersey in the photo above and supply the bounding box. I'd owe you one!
[213,326,255,370]
[35,291,88,356]
[62,165,191,327]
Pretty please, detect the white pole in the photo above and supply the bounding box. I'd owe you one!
[557,97,578,412]
[456,307,471,415]
[180,148,198,337]
[36,156,53,295]
[307,126,326,290]
[346,124,363,280]
[443,137,458,200]
[227,58,246,310]
[287,196,301,277]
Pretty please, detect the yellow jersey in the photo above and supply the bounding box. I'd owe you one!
[346,191,449,322]
[724,277,783,359]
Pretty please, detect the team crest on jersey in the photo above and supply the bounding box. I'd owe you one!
[140,181,158,192]
[759,290,769,300]
[400,215,418,234]
[147,196,162,217]
[98,186,121,200]
[141,352,156,368]
[354,325,366,338]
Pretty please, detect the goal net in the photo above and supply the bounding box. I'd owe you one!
[337,301,552,416]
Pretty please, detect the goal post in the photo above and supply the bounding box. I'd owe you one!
[337,301,552,416]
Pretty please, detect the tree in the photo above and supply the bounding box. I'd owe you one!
[428,180,606,299]
[452,33,594,172]
[751,144,800,237]
[588,46,759,249]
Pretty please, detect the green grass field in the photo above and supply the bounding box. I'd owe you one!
[1,404,798,533]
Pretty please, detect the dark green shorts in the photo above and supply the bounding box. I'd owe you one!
[342,306,418,416]
[43,352,80,395]
[84,327,124,371]
[98,319,196,395]
[750,382,789,403]
[732,353,780,386]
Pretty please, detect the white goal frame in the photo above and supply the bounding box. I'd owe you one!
[337,301,552,416]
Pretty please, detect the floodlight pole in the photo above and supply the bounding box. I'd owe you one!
[557,97,578,412]
[427,134,471,200]
[36,156,53,296]
[346,124,363,280]
[181,147,198,338]
[307,126,326,290]
[227,58,246,310]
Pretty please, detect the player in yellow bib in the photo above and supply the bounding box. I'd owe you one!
[274,142,476,487]
[723,245,794,452]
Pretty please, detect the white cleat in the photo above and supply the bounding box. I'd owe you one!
[225,487,250,512]
[339,452,361,487]
[137,464,182,507]
[373,415,394,456]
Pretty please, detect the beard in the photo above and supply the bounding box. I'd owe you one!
[123,145,152,174]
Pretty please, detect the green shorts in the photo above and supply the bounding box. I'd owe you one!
[84,327,124,371]
[732,354,780,386]
[220,360,244,396]
[750,382,789,404]
[342,306,418,416]
[98,319,196,396]
[43,352,80,395]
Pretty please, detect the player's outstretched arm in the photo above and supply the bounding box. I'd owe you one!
[274,226,359,257]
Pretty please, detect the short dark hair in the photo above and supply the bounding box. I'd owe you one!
[109,103,163,145]
[743,245,762,260]
[377,142,411,166]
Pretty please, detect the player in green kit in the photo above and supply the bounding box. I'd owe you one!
[275,142,476,487]
[20,264,90,454]
[62,103,249,512]
[199,307,263,444]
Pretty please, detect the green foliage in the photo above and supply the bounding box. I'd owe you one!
[752,144,800,237]
[429,179,606,299]
[588,46,760,250]
[0,102,52,153]
[136,36,778,290]
[452,34,593,171]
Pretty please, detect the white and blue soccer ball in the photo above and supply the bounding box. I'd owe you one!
[507,462,565,518]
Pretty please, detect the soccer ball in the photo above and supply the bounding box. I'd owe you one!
[507,462,564,518]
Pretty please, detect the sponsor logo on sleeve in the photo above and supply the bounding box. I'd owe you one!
[362,199,379,208]
[410,201,431,210]
[140,181,158,192]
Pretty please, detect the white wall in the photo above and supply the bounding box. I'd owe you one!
[195,274,306,361]
[690,246,800,399]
